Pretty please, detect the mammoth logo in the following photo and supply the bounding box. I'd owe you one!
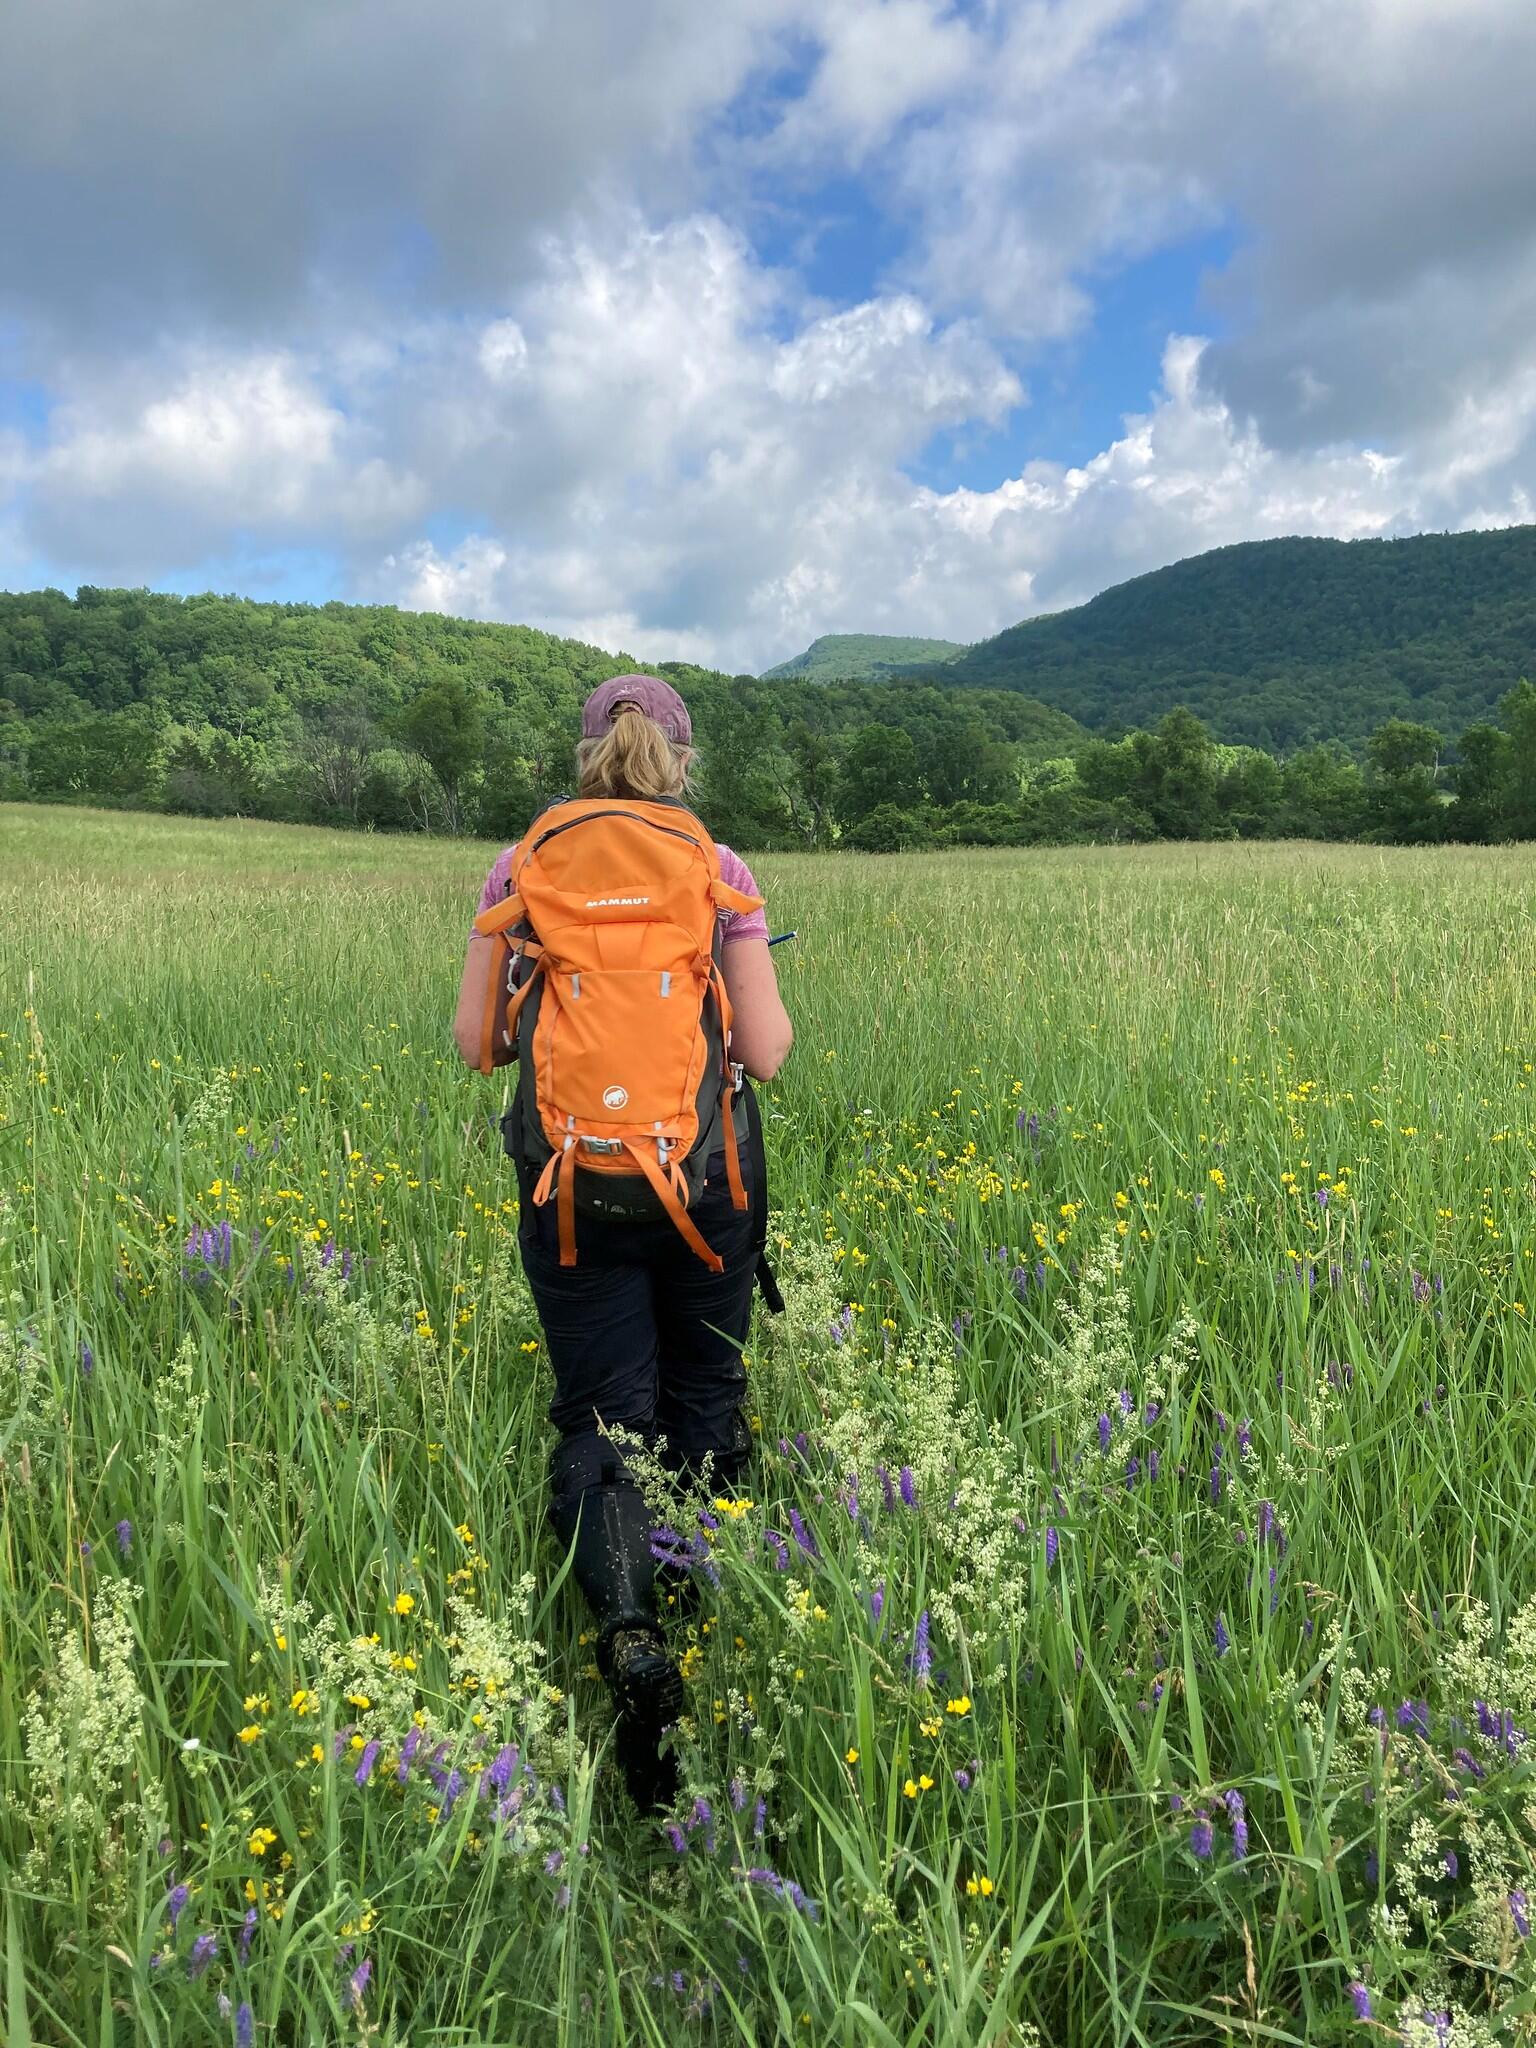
[602,1085,629,1110]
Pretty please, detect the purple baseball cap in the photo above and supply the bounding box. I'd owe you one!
[581,672,692,747]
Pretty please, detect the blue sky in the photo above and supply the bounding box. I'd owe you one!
[2,0,1534,671]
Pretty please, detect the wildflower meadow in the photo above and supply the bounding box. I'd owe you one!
[6,800,1536,2047]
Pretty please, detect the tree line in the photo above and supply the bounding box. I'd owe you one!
[2,587,1534,850]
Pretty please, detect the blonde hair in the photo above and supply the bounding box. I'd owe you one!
[576,703,692,801]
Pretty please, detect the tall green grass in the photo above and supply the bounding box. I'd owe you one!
[3,803,1536,2045]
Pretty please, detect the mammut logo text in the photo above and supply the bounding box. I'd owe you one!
[586,896,650,907]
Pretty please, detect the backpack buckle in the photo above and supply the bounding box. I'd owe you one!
[729,1062,745,1094]
[579,1135,625,1155]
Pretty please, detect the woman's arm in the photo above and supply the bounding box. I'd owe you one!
[722,937,793,1081]
[453,933,497,1068]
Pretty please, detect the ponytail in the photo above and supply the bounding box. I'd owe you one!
[576,703,692,801]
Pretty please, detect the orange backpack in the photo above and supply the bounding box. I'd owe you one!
[473,797,764,1271]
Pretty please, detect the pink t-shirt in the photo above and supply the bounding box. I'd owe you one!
[473,839,769,945]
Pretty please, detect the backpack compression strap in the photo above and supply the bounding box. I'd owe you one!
[624,1140,727,1272]
[529,1136,726,1273]
[473,892,540,1074]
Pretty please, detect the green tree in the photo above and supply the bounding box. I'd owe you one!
[836,725,921,828]
[842,802,931,852]
[395,670,490,833]
[1494,679,1536,840]
[1366,719,1444,844]
[1449,723,1509,843]
[1277,745,1367,839]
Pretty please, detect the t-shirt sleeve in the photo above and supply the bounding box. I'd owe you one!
[716,844,770,946]
[472,846,517,932]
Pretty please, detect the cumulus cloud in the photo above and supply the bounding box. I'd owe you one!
[371,324,1507,674]
[14,351,422,575]
[0,0,812,345]
[3,0,1536,672]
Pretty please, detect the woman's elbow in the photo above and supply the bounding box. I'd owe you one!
[453,1013,484,1069]
[750,1015,793,1082]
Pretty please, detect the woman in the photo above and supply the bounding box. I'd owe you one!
[453,673,792,1809]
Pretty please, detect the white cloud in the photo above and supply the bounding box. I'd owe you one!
[5,0,1536,680]
[18,351,423,573]
[370,320,1512,674]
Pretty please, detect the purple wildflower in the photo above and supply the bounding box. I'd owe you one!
[1045,1525,1059,1569]
[1315,1188,1329,1210]
[898,1465,917,1508]
[878,1464,896,1510]
[544,1850,564,1875]
[1349,1982,1374,2022]
[665,1824,687,1855]
[729,1776,746,1812]
[868,1580,885,1624]
[355,1739,380,1786]
[115,1518,132,1558]
[79,1341,94,1378]
[764,1529,790,1570]
[397,1725,423,1781]
[188,1933,218,1979]
[238,1906,257,1963]
[235,2005,254,2048]
[348,1957,372,2011]
[953,1767,971,1790]
[787,1508,819,1560]
[909,1608,932,1684]
[1097,1413,1112,1454]
[487,1743,517,1793]
[166,1882,190,1930]
[1213,1613,1231,1657]
[1210,1457,1224,1505]
[753,1797,767,1840]
[1443,1850,1459,1878]
[1232,1818,1249,1860]
[1512,1890,1531,1938]
[1397,1699,1430,1738]
[1190,1820,1213,1859]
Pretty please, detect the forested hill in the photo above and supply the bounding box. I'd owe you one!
[761,633,965,681]
[0,586,1082,844]
[910,526,1536,749]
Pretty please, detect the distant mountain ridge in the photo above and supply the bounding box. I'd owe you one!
[787,527,1536,751]
[761,632,966,682]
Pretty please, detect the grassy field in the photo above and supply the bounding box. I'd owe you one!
[4,802,1536,2046]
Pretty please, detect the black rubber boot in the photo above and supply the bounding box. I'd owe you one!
[550,1444,683,1814]
[601,1623,684,1813]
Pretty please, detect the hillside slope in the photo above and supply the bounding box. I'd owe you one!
[913,527,1536,748]
[762,632,965,681]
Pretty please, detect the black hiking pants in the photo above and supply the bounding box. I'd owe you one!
[516,1086,768,1641]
